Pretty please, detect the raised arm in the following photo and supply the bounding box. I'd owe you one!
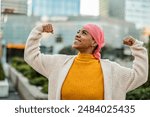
[112,36,148,92]
[24,24,66,78]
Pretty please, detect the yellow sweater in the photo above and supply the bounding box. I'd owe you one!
[61,53,104,100]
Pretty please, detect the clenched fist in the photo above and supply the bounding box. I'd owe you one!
[42,24,53,33]
[123,36,135,46]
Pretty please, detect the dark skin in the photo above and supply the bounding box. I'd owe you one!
[123,36,136,46]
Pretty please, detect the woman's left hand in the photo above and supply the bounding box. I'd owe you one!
[123,36,135,46]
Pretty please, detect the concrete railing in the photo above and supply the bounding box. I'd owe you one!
[0,79,9,97]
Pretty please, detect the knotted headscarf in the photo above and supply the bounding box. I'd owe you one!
[83,24,105,59]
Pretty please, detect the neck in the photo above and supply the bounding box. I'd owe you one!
[78,48,94,54]
[76,52,96,61]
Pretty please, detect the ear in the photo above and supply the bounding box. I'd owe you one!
[92,41,97,47]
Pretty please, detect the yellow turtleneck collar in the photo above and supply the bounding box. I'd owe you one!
[76,53,97,62]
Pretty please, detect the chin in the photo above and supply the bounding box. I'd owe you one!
[72,44,78,49]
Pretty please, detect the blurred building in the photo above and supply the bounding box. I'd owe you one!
[1,0,27,15]
[99,0,109,17]
[125,0,150,28]
[99,0,125,19]
[3,15,139,49]
[100,0,150,29]
[108,0,125,19]
[32,0,80,16]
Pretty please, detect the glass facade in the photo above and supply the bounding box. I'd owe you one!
[1,0,27,14]
[32,0,80,16]
[99,0,109,17]
[108,0,125,19]
[125,0,150,28]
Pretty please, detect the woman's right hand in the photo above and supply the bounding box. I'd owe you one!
[42,24,53,34]
[123,36,135,46]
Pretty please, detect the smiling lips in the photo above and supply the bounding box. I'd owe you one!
[75,38,81,42]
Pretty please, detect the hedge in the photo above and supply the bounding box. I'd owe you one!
[11,57,48,94]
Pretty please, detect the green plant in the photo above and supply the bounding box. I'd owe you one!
[15,64,31,73]
[126,87,150,100]
[11,57,42,78]
[11,57,48,94]
[41,83,48,94]
[29,76,48,86]
[0,60,5,81]
[11,57,27,72]
[11,57,26,65]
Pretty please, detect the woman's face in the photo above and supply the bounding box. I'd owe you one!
[72,28,96,53]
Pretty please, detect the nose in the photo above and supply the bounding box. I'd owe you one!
[76,32,81,38]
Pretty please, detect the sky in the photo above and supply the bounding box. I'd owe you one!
[80,0,99,16]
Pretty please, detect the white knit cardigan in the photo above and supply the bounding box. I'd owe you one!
[24,25,148,100]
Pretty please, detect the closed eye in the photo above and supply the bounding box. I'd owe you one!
[82,30,88,35]
[77,29,88,35]
[82,31,87,34]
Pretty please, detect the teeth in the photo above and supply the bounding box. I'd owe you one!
[76,40,80,42]
[74,40,79,44]
[75,39,80,42]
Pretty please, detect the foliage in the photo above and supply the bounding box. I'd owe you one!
[41,83,48,94]
[126,87,150,100]
[11,57,48,94]
[29,76,48,86]
[11,57,26,65]
[0,60,5,81]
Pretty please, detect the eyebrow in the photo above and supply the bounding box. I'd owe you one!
[82,30,89,33]
[78,29,89,34]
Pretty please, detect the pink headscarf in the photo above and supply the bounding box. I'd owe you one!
[83,24,105,59]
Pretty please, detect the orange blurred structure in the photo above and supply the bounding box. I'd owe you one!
[6,43,25,49]
[143,27,150,36]
[6,43,25,63]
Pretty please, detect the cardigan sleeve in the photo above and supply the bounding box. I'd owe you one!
[111,40,148,92]
[24,25,67,78]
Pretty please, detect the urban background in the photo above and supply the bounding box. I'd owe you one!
[0,0,150,100]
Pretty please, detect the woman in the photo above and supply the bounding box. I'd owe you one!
[24,23,148,100]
